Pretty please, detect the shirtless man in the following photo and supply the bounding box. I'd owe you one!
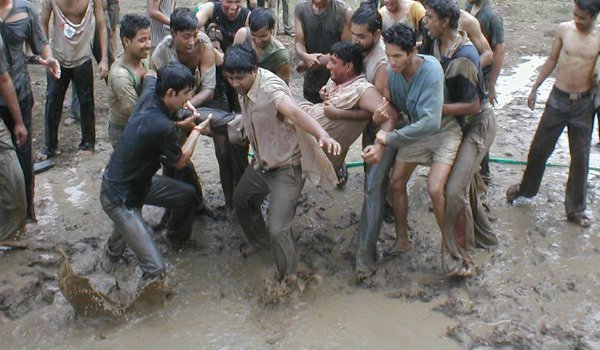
[507,0,600,228]
[41,0,109,156]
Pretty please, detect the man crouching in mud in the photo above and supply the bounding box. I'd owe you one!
[224,44,341,284]
[100,62,210,282]
[506,0,600,228]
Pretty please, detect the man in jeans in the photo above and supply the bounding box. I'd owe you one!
[101,62,210,280]
[40,0,109,156]
[507,0,600,228]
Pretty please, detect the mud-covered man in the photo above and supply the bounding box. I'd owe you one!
[294,0,353,103]
[507,0,600,228]
[0,0,60,221]
[100,62,210,281]
[223,44,340,282]
[107,14,152,148]
[40,0,109,156]
[425,0,497,276]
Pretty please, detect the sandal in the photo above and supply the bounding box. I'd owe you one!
[336,164,348,188]
[567,213,591,228]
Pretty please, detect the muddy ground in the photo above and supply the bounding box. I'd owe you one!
[2,0,600,349]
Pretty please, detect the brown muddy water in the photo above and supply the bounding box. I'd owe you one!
[3,43,600,350]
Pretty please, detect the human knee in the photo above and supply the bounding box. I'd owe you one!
[389,174,408,192]
[428,180,445,201]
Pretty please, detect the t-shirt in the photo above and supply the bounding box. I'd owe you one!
[107,57,149,126]
[295,0,350,98]
[465,0,504,76]
[150,33,217,93]
[243,28,291,75]
[208,1,250,51]
[101,76,182,207]
[0,0,48,106]
[363,38,387,84]
[384,55,445,148]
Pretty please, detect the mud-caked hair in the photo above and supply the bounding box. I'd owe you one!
[351,2,383,33]
[223,44,257,73]
[170,7,199,32]
[156,62,195,97]
[330,41,364,75]
[120,14,150,42]
[382,23,416,53]
[249,8,276,32]
[575,0,600,16]
[426,0,460,30]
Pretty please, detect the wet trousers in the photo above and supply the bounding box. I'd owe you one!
[516,87,594,216]
[356,145,397,271]
[234,163,304,279]
[0,150,26,239]
[443,108,497,269]
[100,175,196,279]
[0,96,35,220]
[45,59,95,152]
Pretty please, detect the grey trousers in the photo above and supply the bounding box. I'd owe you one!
[356,146,398,271]
[516,87,594,216]
[443,108,497,267]
[234,163,304,279]
[100,175,196,279]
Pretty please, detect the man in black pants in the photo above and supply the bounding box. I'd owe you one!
[100,62,210,280]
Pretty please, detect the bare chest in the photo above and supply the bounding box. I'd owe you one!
[55,0,90,24]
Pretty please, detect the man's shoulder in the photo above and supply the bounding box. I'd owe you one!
[332,0,351,11]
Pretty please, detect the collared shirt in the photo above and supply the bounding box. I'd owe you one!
[107,57,149,126]
[0,0,48,105]
[151,33,216,92]
[241,68,299,170]
[101,76,182,207]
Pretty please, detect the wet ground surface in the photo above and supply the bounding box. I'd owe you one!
[3,0,600,349]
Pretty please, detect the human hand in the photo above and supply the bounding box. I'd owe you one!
[12,122,27,147]
[373,97,390,124]
[323,101,340,119]
[375,130,387,145]
[178,113,201,130]
[304,53,322,70]
[41,57,61,79]
[362,143,385,164]
[194,115,212,135]
[319,85,329,101]
[98,60,109,79]
[527,89,537,110]
[487,84,497,106]
[319,135,341,156]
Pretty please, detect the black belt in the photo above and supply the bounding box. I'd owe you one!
[553,87,592,101]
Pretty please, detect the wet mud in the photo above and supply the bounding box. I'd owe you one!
[2,0,600,349]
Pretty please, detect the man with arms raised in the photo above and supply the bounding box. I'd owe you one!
[507,0,600,228]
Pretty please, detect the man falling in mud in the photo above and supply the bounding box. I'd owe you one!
[107,14,151,148]
[223,44,341,283]
[100,62,210,281]
[424,0,497,276]
[298,41,393,183]
[507,0,600,228]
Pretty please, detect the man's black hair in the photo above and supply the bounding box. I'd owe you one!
[351,2,383,33]
[426,0,460,30]
[156,62,195,97]
[329,41,364,75]
[170,7,199,32]
[575,0,600,16]
[120,14,150,41]
[382,23,416,53]
[223,44,257,73]
[249,8,276,32]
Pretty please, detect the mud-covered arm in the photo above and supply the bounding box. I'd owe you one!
[190,40,216,107]
[462,12,493,68]
[149,0,171,25]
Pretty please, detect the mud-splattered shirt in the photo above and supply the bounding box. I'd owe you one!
[102,76,182,207]
[0,0,48,106]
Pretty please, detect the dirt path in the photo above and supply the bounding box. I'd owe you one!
[3,0,600,349]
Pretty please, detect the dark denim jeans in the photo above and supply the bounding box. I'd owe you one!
[100,175,196,279]
[44,59,95,153]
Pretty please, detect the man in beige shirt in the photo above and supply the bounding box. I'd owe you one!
[223,44,340,282]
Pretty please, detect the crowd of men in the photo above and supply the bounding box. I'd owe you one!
[1,0,600,290]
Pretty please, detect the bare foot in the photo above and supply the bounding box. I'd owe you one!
[385,238,411,256]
